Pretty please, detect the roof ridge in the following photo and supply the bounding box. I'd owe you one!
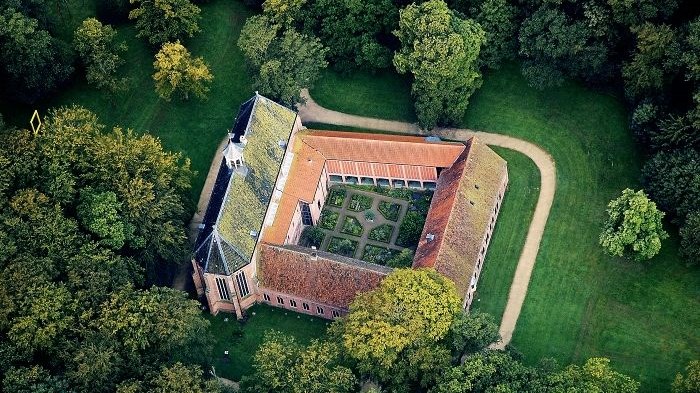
[270,244,393,274]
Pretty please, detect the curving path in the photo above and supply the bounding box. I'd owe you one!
[297,90,556,348]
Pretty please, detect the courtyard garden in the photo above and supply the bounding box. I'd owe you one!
[310,64,700,391]
[304,185,428,265]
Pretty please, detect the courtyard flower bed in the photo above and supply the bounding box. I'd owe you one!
[348,184,412,200]
[361,244,399,265]
[327,237,358,258]
[348,193,373,211]
[327,187,347,207]
[368,224,394,243]
[319,209,339,230]
[341,216,364,237]
[378,200,401,221]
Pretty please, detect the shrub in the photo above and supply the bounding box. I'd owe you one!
[341,216,363,237]
[378,201,401,221]
[327,187,347,207]
[368,224,394,243]
[387,248,414,268]
[396,211,426,248]
[361,245,398,265]
[348,193,373,211]
[319,210,339,230]
[328,237,357,258]
[300,226,325,249]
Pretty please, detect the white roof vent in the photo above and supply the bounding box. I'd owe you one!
[278,140,287,149]
[426,233,435,242]
[249,230,258,238]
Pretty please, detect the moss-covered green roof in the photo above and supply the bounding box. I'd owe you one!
[197,94,297,275]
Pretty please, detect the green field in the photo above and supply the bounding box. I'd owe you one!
[471,147,540,324]
[0,0,255,199]
[207,304,329,381]
[311,64,700,391]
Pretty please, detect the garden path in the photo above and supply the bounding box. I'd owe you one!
[320,188,409,259]
[297,89,557,348]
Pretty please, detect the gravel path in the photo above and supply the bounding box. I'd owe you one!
[297,89,556,348]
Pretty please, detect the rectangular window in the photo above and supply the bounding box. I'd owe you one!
[332,310,340,318]
[302,303,310,311]
[263,293,270,302]
[300,202,313,225]
[235,271,250,297]
[316,306,324,315]
[215,277,231,301]
[289,299,297,308]
[277,296,284,305]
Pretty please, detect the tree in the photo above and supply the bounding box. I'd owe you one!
[549,357,640,392]
[2,366,68,393]
[683,17,700,83]
[680,212,700,266]
[519,4,610,89]
[74,18,129,94]
[448,310,500,361]
[387,248,414,268]
[599,189,668,261]
[393,0,485,129]
[341,268,461,381]
[0,9,73,103]
[622,23,680,99]
[77,189,129,249]
[642,149,700,220]
[607,0,677,27]
[308,0,397,71]
[240,332,357,393]
[299,226,325,249]
[471,0,518,69]
[648,113,700,151]
[129,0,201,45]
[153,41,213,101]
[673,360,700,393]
[238,15,328,106]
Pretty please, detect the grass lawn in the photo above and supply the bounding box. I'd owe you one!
[207,304,329,381]
[471,147,540,325]
[311,63,700,391]
[0,0,256,200]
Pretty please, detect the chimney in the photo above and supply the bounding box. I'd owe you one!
[426,233,435,242]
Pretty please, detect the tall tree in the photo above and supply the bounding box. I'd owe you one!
[393,0,485,129]
[447,310,500,361]
[673,360,700,393]
[466,0,518,69]
[680,212,700,266]
[0,9,73,103]
[129,0,201,45]
[240,332,357,393]
[622,23,680,99]
[548,357,640,392]
[238,15,328,106]
[599,188,668,261]
[642,148,700,220]
[74,18,129,94]
[341,268,461,385]
[153,41,213,101]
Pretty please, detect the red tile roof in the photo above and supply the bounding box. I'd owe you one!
[300,130,465,167]
[412,138,508,298]
[258,244,391,309]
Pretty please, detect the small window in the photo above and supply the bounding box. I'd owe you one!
[215,277,231,301]
[277,296,284,305]
[302,303,310,311]
[392,180,405,188]
[316,306,324,315]
[361,177,374,185]
[332,310,340,318]
[289,299,297,308]
[344,176,359,184]
[235,271,250,297]
[408,180,422,189]
[329,175,343,183]
[424,181,437,190]
[263,293,270,302]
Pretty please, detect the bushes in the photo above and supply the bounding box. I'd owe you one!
[387,249,414,268]
[361,245,398,265]
[341,216,363,237]
[348,193,373,211]
[327,188,347,207]
[319,210,339,230]
[368,224,394,243]
[328,237,358,258]
[300,226,325,249]
[396,211,426,248]
[378,201,401,221]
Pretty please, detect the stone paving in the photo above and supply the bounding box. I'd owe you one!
[318,188,409,260]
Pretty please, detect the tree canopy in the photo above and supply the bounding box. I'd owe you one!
[394,0,485,129]
[129,0,201,45]
[153,41,213,101]
[599,188,668,261]
[74,18,129,94]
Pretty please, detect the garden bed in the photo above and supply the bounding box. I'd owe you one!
[327,237,358,258]
[378,201,401,221]
[340,216,364,237]
[361,244,399,265]
[348,193,373,211]
[319,210,339,230]
[327,187,347,207]
[347,184,412,200]
[368,224,394,243]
